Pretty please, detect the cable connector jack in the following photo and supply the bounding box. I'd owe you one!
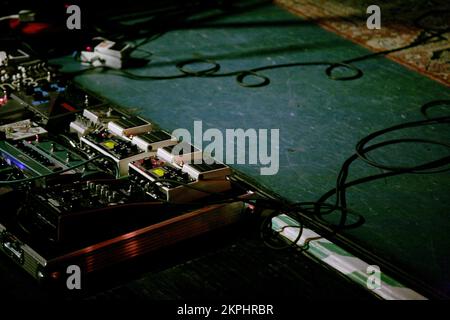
[0,10,35,22]
[18,10,36,22]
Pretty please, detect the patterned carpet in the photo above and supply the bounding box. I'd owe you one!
[275,0,450,86]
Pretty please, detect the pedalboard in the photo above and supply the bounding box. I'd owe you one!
[0,46,253,284]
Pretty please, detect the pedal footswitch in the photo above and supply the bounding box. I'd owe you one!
[156,141,202,166]
[131,130,177,152]
[108,115,152,137]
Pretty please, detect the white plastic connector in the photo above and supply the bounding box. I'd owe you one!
[0,51,7,66]
[80,39,133,69]
[94,40,133,58]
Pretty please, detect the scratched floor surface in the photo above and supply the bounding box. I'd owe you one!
[52,3,450,297]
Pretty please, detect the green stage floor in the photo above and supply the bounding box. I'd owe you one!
[54,3,450,297]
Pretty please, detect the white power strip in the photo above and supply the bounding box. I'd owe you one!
[80,40,133,69]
